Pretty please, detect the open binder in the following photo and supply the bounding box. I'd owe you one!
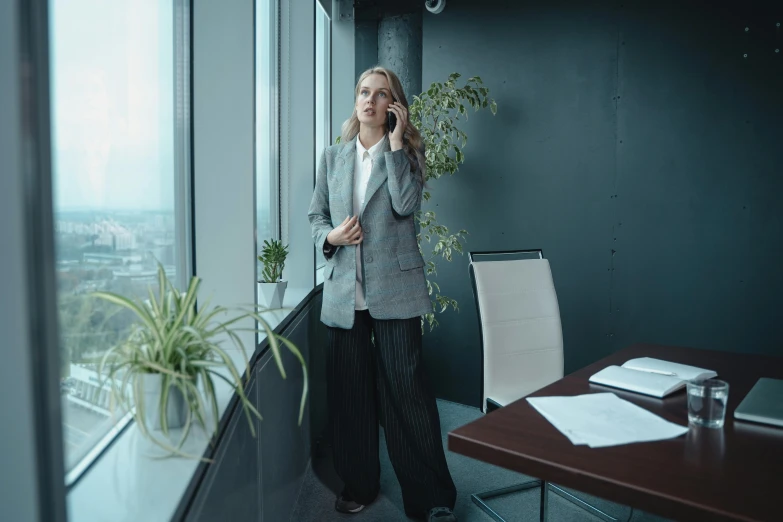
[589,357,717,398]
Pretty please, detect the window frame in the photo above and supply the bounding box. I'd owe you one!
[52,0,194,487]
[314,1,331,274]
[255,0,281,258]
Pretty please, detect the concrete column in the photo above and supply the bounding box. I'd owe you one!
[378,11,423,99]
[355,19,379,76]
[331,0,356,139]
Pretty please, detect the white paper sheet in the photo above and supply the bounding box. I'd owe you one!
[526,393,688,448]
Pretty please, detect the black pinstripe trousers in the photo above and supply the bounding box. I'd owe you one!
[326,310,457,517]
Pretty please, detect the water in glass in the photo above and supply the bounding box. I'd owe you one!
[687,379,729,429]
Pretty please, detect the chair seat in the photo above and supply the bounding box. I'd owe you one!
[486,370,561,409]
[487,373,561,408]
[487,392,519,409]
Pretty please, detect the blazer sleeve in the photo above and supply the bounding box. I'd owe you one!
[383,147,424,216]
[308,149,337,257]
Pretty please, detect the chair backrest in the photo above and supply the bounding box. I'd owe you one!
[469,251,564,412]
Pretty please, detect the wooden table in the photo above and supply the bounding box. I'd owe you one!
[448,344,783,522]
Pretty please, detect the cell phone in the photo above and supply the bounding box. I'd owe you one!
[387,110,397,133]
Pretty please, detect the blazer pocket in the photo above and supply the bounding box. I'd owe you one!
[397,250,425,271]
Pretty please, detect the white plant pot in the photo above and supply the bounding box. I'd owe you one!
[258,280,288,309]
[139,373,187,431]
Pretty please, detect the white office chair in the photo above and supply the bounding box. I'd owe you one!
[468,250,625,522]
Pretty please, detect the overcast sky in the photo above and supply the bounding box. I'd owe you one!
[50,0,174,212]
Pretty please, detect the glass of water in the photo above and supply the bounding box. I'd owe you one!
[687,379,729,429]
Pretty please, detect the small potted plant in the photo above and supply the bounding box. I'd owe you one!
[93,264,307,459]
[257,239,289,309]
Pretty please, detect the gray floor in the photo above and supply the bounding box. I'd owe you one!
[290,400,672,522]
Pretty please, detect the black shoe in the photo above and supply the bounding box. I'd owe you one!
[335,489,365,514]
[427,507,457,522]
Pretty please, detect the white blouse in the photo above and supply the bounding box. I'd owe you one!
[353,135,386,310]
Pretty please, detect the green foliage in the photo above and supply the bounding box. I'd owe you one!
[58,275,144,375]
[409,73,497,330]
[257,239,289,283]
[93,264,307,460]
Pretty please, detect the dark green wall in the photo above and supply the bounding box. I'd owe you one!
[419,0,783,407]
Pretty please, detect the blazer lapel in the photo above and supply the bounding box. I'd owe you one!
[337,137,356,217]
[360,135,390,219]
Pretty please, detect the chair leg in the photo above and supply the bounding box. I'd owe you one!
[471,480,541,522]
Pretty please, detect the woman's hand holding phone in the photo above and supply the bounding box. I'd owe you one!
[327,215,363,246]
[387,102,407,151]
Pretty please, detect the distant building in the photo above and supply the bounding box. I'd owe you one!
[65,364,116,415]
[113,264,176,282]
[113,230,137,250]
[150,240,175,266]
[154,213,175,231]
[84,252,142,265]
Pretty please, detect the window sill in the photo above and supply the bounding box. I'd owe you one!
[66,286,315,522]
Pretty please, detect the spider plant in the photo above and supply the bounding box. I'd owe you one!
[93,264,307,459]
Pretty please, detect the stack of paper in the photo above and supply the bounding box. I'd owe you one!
[526,393,688,448]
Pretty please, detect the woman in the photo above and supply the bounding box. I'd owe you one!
[308,67,458,522]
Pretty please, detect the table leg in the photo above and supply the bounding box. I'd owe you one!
[540,480,549,522]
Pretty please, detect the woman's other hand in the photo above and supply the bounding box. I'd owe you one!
[327,215,363,246]
[388,102,407,151]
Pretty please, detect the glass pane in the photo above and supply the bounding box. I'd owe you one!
[256,0,276,281]
[314,3,329,269]
[50,0,184,472]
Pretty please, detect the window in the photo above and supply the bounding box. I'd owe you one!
[49,0,191,481]
[314,2,331,270]
[256,0,279,280]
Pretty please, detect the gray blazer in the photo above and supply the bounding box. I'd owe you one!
[308,136,432,329]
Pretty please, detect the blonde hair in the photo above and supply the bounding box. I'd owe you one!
[341,66,426,184]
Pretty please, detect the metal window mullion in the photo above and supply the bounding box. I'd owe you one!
[278,0,288,243]
[174,0,192,285]
[18,0,68,519]
[314,7,330,272]
[324,11,331,148]
[265,0,282,239]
